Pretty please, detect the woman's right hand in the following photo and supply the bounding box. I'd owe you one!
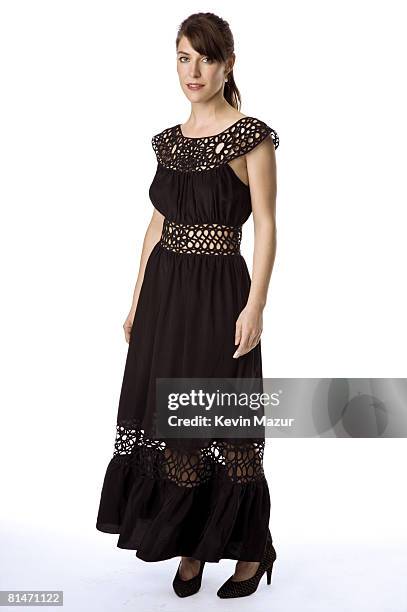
[123,307,136,343]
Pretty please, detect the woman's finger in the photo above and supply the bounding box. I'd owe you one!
[235,320,242,345]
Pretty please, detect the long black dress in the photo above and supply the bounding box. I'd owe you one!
[96,115,280,563]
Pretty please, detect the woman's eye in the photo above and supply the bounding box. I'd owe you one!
[178,56,214,64]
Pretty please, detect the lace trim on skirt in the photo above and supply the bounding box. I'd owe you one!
[112,418,266,488]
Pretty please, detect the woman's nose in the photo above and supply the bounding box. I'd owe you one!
[189,63,201,78]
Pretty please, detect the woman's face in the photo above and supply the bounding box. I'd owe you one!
[176,35,231,102]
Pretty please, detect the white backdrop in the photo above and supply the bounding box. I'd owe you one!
[1,1,406,611]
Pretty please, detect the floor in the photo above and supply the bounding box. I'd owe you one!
[1,522,406,612]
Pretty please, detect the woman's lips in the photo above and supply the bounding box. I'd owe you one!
[187,84,204,90]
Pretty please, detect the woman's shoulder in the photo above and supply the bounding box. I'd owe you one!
[151,123,178,147]
[151,123,179,167]
[238,115,280,151]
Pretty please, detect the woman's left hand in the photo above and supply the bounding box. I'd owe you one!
[233,303,264,358]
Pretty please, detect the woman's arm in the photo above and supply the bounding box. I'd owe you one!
[233,136,277,358]
[123,208,164,342]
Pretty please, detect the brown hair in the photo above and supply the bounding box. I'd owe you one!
[175,12,241,111]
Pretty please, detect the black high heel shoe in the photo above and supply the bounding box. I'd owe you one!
[216,531,277,598]
[172,558,206,598]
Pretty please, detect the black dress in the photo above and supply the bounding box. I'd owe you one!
[96,116,280,563]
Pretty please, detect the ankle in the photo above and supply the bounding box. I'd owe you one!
[179,557,201,580]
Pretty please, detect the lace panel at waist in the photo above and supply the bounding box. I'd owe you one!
[159,218,242,255]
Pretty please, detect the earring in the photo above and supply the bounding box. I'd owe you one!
[225,76,228,82]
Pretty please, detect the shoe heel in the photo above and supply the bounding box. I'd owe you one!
[266,566,272,585]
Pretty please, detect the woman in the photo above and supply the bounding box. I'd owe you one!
[96,12,279,599]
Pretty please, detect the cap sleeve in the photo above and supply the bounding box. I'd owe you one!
[151,126,175,166]
[236,117,279,154]
[151,131,163,161]
[267,124,279,150]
